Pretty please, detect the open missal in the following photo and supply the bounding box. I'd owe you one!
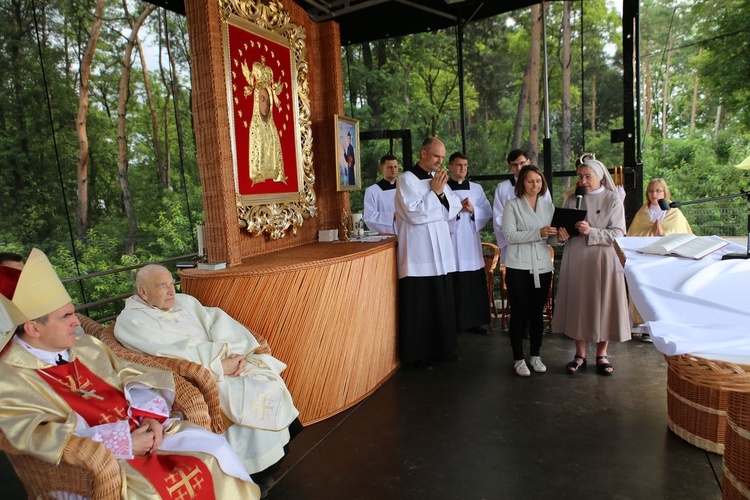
[638,233,728,259]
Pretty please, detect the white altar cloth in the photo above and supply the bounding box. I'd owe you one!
[616,236,750,363]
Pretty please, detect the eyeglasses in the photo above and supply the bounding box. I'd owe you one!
[647,189,665,193]
[509,160,528,167]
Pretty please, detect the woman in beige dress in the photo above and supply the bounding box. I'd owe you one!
[554,159,630,375]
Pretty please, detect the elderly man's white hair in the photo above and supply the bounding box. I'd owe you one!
[135,264,171,291]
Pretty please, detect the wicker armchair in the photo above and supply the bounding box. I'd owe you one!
[481,242,500,325]
[0,314,216,500]
[91,316,272,435]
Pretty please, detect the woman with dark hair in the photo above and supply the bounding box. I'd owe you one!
[554,159,630,376]
[502,165,559,376]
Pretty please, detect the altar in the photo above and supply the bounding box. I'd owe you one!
[180,238,400,425]
[615,235,750,480]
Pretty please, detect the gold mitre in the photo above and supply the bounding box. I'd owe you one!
[0,248,71,327]
[253,56,275,89]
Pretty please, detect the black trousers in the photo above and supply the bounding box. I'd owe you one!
[505,267,552,360]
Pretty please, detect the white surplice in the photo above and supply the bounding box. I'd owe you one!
[447,181,492,272]
[364,179,398,235]
[395,169,462,278]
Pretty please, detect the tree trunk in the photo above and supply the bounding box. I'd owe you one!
[512,39,532,150]
[643,53,654,138]
[362,42,383,119]
[661,33,673,150]
[159,10,172,186]
[714,104,723,140]
[117,3,157,255]
[134,30,164,188]
[690,48,702,137]
[527,4,542,164]
[561,1,572,178]
[165,15,186,191]
[590,72,597,132]
[388,46,411,131]
[76,0,105,241]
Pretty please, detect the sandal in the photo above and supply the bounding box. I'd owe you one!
[566,354,587,374]
[596,355,614,376]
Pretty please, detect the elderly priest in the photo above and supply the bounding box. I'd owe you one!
[114,264,301,489]
[0,249,259,499]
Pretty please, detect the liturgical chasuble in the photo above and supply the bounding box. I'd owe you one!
[0,332,259,499]
[115,293,299,474]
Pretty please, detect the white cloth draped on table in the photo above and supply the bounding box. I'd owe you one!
[617,236,750,362]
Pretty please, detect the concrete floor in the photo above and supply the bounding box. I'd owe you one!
[1,324,723,499]
[269,325,723,500]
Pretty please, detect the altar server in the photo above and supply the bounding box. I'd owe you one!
[364,153,399,234]
[395,137,462,370]
[446,152,492,334]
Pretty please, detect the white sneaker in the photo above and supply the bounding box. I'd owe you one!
[514,360,531,377]
[530,356,547,373]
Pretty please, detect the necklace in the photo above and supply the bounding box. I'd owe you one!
[38,361,105,401]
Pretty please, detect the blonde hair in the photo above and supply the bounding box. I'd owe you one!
[645,178,671,204]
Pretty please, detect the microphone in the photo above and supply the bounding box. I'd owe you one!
[575,186,585,210]
[657,198,672,211]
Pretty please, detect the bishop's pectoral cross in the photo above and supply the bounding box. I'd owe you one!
[68,374,104,401]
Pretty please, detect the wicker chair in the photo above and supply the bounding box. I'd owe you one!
[0,314,214,500]
[500,246,555,332]
[91,316,272,435]
[480,242,500,326]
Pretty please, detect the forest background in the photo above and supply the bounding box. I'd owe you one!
[0,0,748,320]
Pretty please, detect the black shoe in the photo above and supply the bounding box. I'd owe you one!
[467,326,489,335]
[415,360,434,371]
[254,475,274,498]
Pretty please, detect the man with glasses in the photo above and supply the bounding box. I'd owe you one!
[492,150,551,264]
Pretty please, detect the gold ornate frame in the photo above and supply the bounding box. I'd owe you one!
[220,0,316,240]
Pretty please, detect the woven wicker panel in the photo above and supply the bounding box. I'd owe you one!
[186,0,349,263]
[723,391,750,499]
[666,359,729,454]
[181,240,399,425]
[665,354,750,455]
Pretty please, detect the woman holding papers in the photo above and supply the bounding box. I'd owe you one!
[626,178,692,340]
[553,159,630,376]
[502,165,559,377]
[626,178,692,237]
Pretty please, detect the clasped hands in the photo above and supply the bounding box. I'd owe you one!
[430,169,448,197]
[132,417,164,456]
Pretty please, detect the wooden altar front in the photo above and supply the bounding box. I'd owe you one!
[180,238,400,425]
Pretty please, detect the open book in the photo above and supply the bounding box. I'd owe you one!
[638,234,728,259]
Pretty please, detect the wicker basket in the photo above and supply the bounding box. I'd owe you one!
[665,354,750,455]
[723,390,750,499]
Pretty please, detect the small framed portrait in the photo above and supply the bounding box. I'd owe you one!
[335,115,361,191]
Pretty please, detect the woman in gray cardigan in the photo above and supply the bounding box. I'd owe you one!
[502,165,560,376]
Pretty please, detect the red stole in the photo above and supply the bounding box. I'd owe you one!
[40,360,136,429]
[40,361,216,499]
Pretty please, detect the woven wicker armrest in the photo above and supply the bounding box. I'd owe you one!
[253,332,271,355]
[79,316,220,433]
[0,431,121,500]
